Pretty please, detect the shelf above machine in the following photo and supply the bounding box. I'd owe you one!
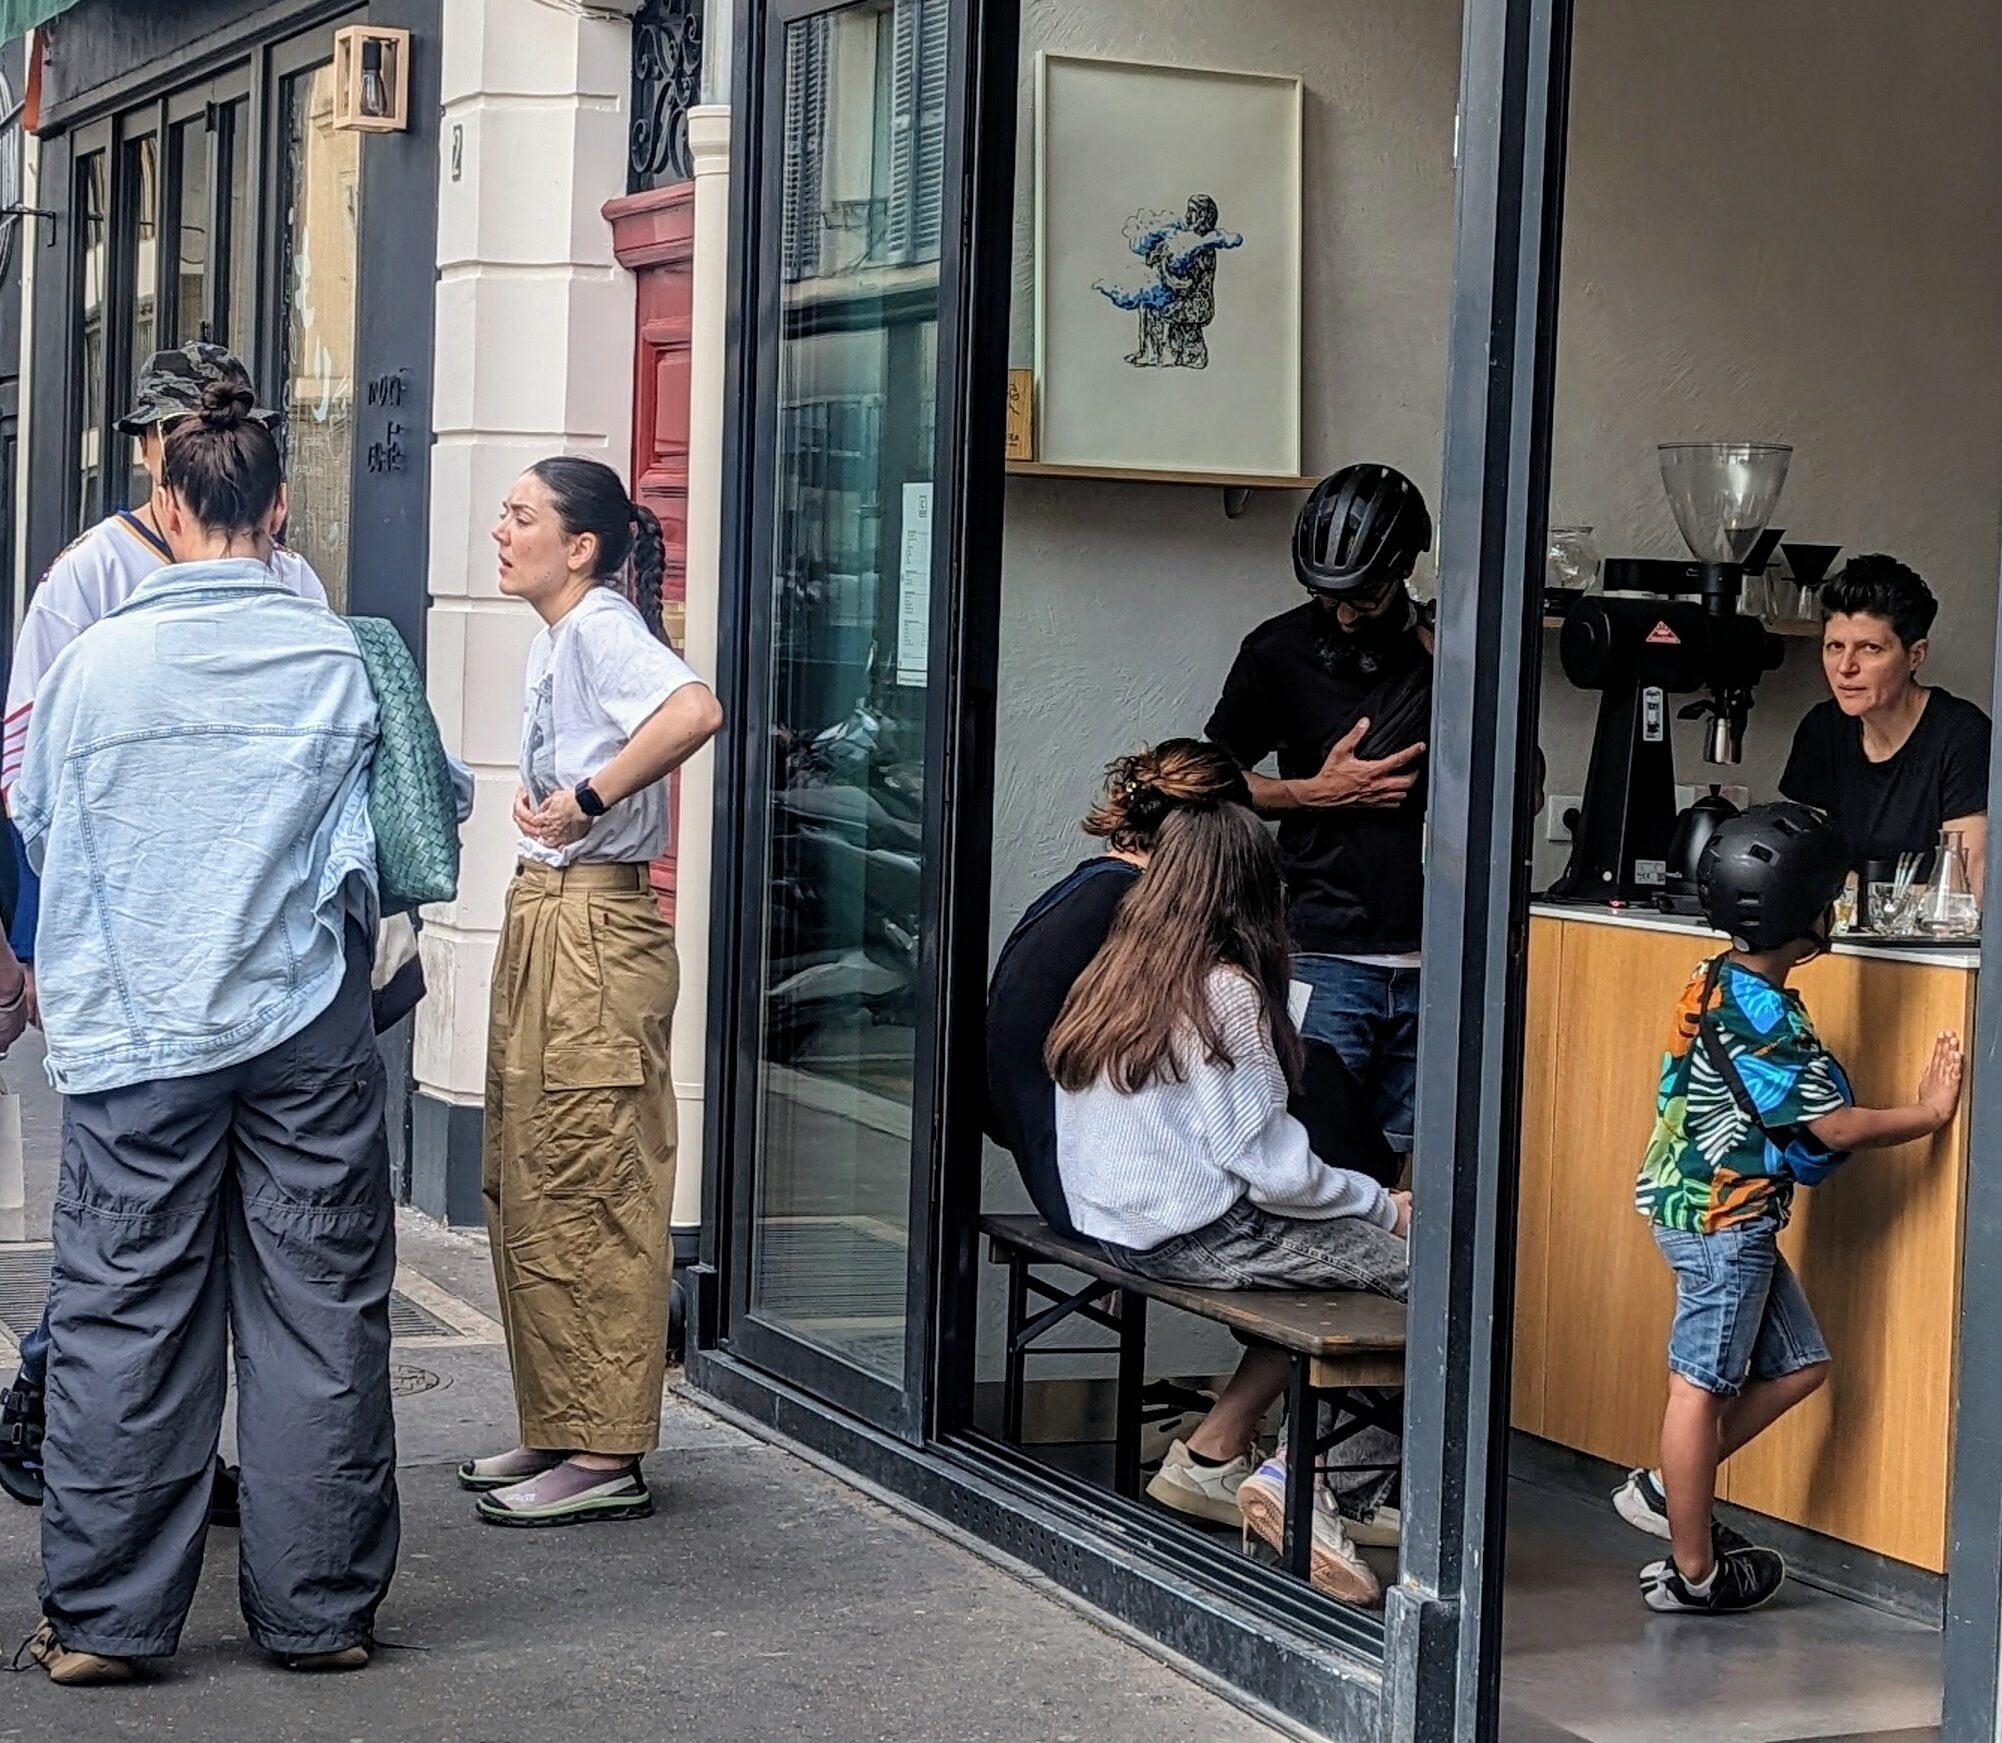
[1004,460,1318,519]
[1541,611,1823,639]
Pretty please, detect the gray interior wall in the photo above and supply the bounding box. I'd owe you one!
[991,0,2002,946]
[979,0,2002,1383]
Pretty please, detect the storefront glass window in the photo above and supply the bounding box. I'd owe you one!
[75,150,108,528]
[745,0,945,1379]
[171,117,209,347]
[278,63,359,612]
[222,99,252,354]
[122,132,157,510]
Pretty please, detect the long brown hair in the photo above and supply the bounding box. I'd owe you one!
[1082,739,1250,856]
[1047,802,1302,1094]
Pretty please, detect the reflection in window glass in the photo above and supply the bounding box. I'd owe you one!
[75,152,107,529]
[123,134,158,511]
[278,64,360,611]
[171,118,209,347]
[221,99,252,353]
[746,0,948,1380]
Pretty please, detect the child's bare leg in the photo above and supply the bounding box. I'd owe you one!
[1720,1362,1829,1459]
[1186,1346,1289,1461]
[1660,1376,1727,1579]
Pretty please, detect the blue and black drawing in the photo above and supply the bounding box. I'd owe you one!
[1092,195,1244,370]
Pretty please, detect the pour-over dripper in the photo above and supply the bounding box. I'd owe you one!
[1780,542,1841,587]
[1659,442,1793,566]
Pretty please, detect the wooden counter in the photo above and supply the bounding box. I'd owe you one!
[1515,906,1974,1572]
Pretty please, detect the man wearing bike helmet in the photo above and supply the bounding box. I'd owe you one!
[1207,463,1433,1155]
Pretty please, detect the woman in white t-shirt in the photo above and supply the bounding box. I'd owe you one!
[462,457,724,1528]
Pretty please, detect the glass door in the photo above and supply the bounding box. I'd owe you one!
[719,0,1000,1436]
[162,70,254,353]
[271,36,361,611]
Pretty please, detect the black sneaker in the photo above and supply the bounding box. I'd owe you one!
[1641,1543,1786,1614]
[0,1374,45,1508]
[1613,1470,1753,1556]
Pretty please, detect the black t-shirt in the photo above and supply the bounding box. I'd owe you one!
[1207,600,1430,953]
[1780,687,1991,874]
[985,858,1141,1239]
[983,857,1401,1237]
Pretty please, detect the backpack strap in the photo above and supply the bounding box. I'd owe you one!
[1695,957,1768,1129]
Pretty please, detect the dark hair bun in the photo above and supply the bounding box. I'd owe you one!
[199,379,256,430]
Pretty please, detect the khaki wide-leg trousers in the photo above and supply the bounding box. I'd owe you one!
[484,862,679,1455]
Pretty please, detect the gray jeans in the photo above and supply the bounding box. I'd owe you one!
[39,930,399,1659]
[1107,1199,1406,1512]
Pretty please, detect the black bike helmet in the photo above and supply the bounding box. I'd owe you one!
[1697,802,1850,950]
[1293,464,1433,598]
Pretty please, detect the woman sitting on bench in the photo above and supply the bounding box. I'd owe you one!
[1046,799,1410,1605]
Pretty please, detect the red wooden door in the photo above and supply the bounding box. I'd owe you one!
[605,183,696,917]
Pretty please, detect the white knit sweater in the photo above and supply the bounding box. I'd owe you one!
[1054,968,1397,1251]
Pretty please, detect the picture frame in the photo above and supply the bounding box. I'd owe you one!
[1033,52,1304,478]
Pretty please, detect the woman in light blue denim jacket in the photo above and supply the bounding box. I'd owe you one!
[13,379,397,1685]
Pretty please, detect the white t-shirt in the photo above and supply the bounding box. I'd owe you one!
[516,587,701,868]
[3,511,326,793]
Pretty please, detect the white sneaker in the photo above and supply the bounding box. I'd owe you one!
[1237,1458,1382,1605]
[1145,1438,1251,1527]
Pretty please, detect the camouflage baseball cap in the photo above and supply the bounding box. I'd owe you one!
[117,342,280,437]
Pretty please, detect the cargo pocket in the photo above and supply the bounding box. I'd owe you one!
[539,1042,648,1198]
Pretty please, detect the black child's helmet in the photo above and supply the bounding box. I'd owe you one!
[1293,463,1433,598]
[1698,802,1851,950]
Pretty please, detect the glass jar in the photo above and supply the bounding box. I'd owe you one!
[1546,525,1601,593]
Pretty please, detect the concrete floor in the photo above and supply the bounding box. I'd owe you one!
[1501,1474,1942,1743]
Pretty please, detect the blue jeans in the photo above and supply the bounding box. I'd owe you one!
[1294,955,1420,1153]
[1653,1216,1830,1397]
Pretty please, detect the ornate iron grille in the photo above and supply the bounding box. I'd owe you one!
[629,0,702,192]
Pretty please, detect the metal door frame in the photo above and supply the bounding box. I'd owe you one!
[701,0,1007,1443]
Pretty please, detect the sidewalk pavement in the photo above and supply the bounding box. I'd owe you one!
[0,1036,1284,1743]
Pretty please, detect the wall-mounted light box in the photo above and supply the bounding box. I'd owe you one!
[332,26,412,134]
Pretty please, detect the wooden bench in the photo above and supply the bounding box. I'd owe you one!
[982,1213,1406,1583]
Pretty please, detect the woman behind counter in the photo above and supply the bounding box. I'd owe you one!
[1780,554,1990,889]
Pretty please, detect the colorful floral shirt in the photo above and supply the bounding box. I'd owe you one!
[1635,956,1852,1233]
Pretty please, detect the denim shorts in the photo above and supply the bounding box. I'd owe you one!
[1653,1217,1830,1397]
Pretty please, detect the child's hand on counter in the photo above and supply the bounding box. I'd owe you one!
[1917,1030,1966,1133]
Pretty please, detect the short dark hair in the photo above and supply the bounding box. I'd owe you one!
[1819,553,1938,648]
[162,379,283,536]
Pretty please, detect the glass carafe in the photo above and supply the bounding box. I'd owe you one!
[1922,829,1980,935]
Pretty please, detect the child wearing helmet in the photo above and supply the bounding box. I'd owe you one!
[1617,801,1963,1615]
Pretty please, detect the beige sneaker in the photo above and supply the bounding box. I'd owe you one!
[1237,1459,1382,1605]
[24,1619,137,1686]
[1145,1438,1251,1527]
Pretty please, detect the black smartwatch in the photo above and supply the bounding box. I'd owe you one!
[574,777,609,819]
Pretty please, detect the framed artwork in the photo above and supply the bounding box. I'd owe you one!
[1033,52,1303,477]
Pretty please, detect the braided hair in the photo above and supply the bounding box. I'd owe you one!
[528,456,670,643]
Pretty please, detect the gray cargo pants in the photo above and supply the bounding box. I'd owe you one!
[39,931,399,1659]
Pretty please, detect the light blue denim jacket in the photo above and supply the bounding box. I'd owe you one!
[11,559,379,1094]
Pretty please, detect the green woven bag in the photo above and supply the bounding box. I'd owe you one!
[348,616,461,915]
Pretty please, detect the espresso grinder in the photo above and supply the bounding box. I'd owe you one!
[1546,443,1791,905]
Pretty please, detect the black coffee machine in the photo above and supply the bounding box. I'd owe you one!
[1546,444,1791,906]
